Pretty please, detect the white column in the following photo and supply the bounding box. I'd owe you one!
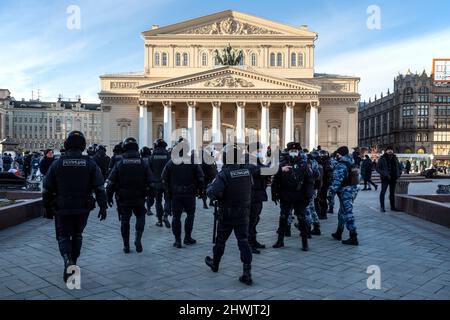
[163,101,173,145]
[147,106,153,147]
[187,101,198,150]
[139,103,148,147]
[260,102,270,146]
[284,102,295,145]
[309,103,319,150]
[212,101,221,144]
[236,102,246,144]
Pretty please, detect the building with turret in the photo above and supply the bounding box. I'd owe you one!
[359,69,450,166]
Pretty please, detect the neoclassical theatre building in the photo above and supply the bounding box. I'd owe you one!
[99,10,360,151]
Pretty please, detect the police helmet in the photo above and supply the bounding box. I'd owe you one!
[113,143,123,154]
[122,137,139,151]
[310,150,320,159]
[154,138,168,149]
[319,150,329,158]
[97,145,107,153]
[140,146,152,157]
[64,131,86,151]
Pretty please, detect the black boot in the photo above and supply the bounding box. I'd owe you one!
[123,237,130,254]
[239,264,253,286]
[307,225,312,239]
[63,254,75,283]
[251,246,261,254]
[163,215,171,229]
[332,226,344,241]
[203,199,209,210]
[205,256,220,272]
[134,232,143,253]
[173,239,182,249]
[301,237,309,252]
[380,204,386,213]
[254,241,266,249]
[184,236,197,245]
[272,233,284,248]
[342,231,359,246]
[156,220,163,227]
[311,223,321,236]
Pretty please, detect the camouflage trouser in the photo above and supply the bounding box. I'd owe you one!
[306,190,320,226]
[336,187,358,232]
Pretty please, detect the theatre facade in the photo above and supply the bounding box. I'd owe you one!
[99,10,360,151]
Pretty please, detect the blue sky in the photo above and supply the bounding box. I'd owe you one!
[1,0,450,102]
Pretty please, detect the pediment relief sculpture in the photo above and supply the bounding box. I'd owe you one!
[183,18,282,35]
[204,75,255,88]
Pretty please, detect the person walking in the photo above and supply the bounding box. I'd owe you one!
[377,146,401,212]
[361,155,377,191]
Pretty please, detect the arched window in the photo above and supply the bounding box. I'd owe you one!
[201,52,208,67]
[291,53,297,67]
[416,133,422,142]
[175,53,181,66]
[182,53,189,66]
[251,53,257,67]
[155,52,160,66]
[417,148,426,154]
[162,53,168,66]
[270,53,276,67]
[298,53,304,67]
[277,53,283,67]
[55,119,61,133]
[419,87,429,94]
[423,134,428,142]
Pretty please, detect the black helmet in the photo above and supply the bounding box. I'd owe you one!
[310,150,320,159]
[87,144,98,156]
[97,145,106,153]
[64,131,86,151]
[113,143,123,154]
[319,150,329,158]
[154,138,167,149]
[140,146,152,157]
[122,137,139,151]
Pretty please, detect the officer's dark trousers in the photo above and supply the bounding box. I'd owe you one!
[277,200,308,238]
[120,206,146,241]
[318,183,329,218]
[248,202,263,246]
[55,213,89,263]
[379,178,397,209]
[155,189,171,221]
[171,195,196,241]
[214,221,252,265]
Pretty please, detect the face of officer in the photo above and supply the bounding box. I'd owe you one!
[46,151,54,158]
[289,149,299,158]
[386,149,394,156]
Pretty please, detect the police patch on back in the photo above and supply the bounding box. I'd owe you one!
[63,159,87,167]
[230,169,250,178]
[152,155,168,160]
[122,159,142,165]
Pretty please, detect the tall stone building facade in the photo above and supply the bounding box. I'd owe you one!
[99,10,360,152]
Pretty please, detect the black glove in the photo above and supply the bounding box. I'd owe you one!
[43,206,55,220]
[107,198,114,208]
[98,207,107,221]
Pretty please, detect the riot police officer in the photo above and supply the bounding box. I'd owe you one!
[106,137,153,254]
[246,142,269,254]
[161,141,204,248]
[305,150,323,236]
[205,144,254,285]
[272,142,314,251]
[93,145,111,180]
[108,143,123,175]
[42,131,107,282]
[318,150,332,219]
[148,139,172,228]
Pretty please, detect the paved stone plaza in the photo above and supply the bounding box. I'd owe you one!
[0,181,449,300]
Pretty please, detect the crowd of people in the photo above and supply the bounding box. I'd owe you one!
[41,130,415,286]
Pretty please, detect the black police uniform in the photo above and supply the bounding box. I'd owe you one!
[140,147,154,216]
[161,153,204,248]
[206,161,254,285]
[108,143,123,176]
[148,141,172,227]
[272,144,314,251]
[93,146,111,180]
[318,151,333,219]
[107,139,153,254]
[42,131,107,282]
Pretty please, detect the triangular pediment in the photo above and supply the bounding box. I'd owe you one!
[138,67,321,92]
[142,10,316,37]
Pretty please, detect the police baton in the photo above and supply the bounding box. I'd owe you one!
[212,201,218,244]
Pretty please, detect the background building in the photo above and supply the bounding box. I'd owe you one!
[0,91,102,152]
[359,70,450,165]
[99,10,360,152]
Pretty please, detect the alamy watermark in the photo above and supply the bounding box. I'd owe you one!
[366,265,381,290]
[367,5,381,30]
[66,5,81,30]
[66,265,81,290]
